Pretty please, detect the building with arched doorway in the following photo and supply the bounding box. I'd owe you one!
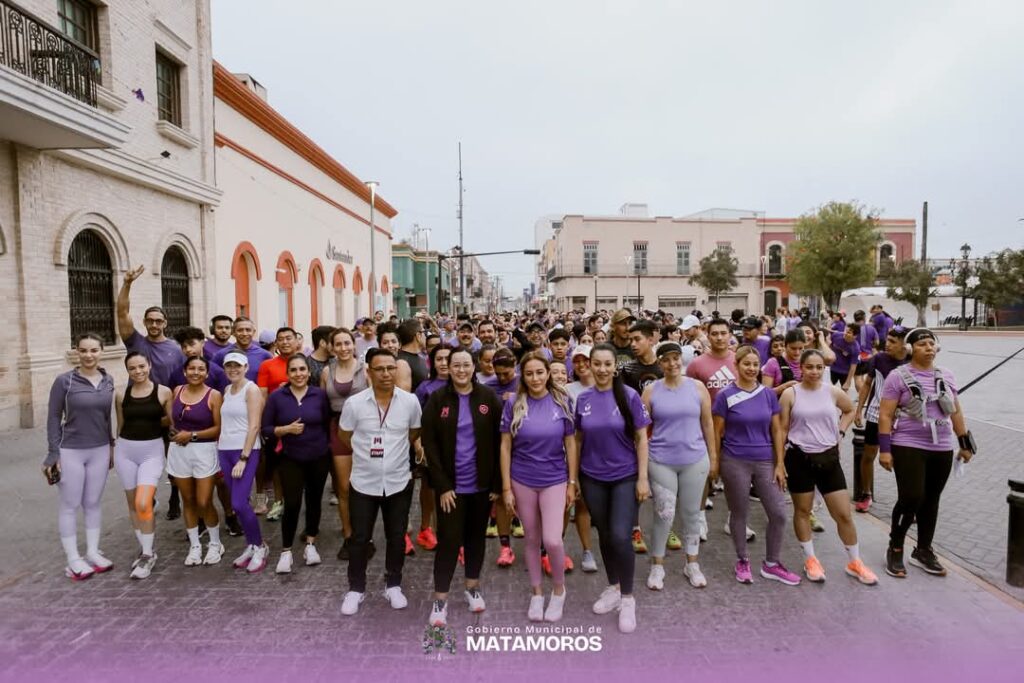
[0,0,219,430]
[213,63,396,336]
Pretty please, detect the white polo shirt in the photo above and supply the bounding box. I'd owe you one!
[339,386,422,497]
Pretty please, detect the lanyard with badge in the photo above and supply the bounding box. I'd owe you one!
[371,398,392,459]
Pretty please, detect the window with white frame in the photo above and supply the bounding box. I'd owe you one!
[583,242,598,274]
[676,242,691,275]
[633,242,648,275]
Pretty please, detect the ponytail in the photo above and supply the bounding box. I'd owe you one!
[592,343,636,441]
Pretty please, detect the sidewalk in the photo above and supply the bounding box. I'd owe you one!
[0,427,1021,683]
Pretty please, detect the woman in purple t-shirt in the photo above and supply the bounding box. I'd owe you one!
[877,328,974,578]
[501,352,577,624]
[712,345,800,587]
[574,344,651,634]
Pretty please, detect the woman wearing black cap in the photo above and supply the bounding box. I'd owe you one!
[877,328,975,578]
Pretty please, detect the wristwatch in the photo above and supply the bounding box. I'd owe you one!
[239,453,250,462]
[569,479,578,486]
[190,432,198,443]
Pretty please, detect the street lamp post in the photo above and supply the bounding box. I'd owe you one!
[958,243,971,331]
[760,254,767,314]
[365,180,379,317]
[593,275,598,313]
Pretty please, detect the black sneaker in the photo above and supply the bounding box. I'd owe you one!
[165,499,181,521]
[910,547,947,576]
[885,545,907,578]
[225,515,243,537]
[336,538,350,561]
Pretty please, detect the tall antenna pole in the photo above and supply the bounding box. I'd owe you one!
[458,142,465,311]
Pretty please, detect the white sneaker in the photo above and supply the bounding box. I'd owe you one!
[247,544,268,573]
[465,588,486,613]
[276,550,293,574]
[233,545,255,569]
[544,589,566,622]
[581,550,598,573]
[723,518,756,541]
[203,542,225,566]
[384,586,408,609]
[527,594,545,622]
[684,562,708,588]
[65,557,95,581]
[303,543,322,566]
[592,585,621,614]
[618,595,637,633]
[184,544,203,566]
[341,591,364,616]
[85,551,114,573]
[646,564,665,591]
[130,553,156,580]
[329,493,339,506]
[698,511,709,542]
[429,599,447,626]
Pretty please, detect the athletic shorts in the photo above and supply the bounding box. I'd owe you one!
[864,421,879,447]
[166,441,220,479]
[784,445,847,495]
[114,437,165,489]
[855,363,869,376]
[329,415,353,457]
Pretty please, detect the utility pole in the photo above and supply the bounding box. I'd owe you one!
[458,142,465,311]
[921,201,928,263]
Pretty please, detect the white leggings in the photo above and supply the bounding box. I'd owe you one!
[57,446,110,538]
[114,438,165,490]
[648,455,710,557]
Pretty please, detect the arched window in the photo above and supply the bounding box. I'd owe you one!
[231,241,262,318]
[352,267,364,321]
[308,259,325,328]
[67,229,115,345]
[276,251,298,327]
[161,246,191,336]
[767,243,783,276]
[332,265,347,327]
[879,243,895,273]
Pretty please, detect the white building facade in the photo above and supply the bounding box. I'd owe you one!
[0,0,219,429]
[213,63,396,332]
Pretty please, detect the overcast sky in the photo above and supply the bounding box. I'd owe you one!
[211,0,1024,294]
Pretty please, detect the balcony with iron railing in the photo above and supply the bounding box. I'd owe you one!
[0,0,129,148]
[548,263,761,280]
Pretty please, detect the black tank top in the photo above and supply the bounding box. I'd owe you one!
[398,349,428,392]
[120,383,165,441]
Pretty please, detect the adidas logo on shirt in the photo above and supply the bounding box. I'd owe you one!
[707,366,736,389]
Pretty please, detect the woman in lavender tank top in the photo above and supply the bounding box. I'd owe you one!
[779,349,876,586]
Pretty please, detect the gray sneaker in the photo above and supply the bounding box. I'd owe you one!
[130,553,157,580]
[581,550,598,573]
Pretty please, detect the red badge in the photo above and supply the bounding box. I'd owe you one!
[479,404,489,415]
[440,407,450,419]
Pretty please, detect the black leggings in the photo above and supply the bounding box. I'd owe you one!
[889,445,953,550]
[278,455,330,548]
[580,472,638,595]
[433,490,491,593]
[348,481,414,592]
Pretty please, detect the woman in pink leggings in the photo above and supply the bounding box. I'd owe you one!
[500,351,578,622]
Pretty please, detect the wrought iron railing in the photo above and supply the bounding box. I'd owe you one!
[0,0,99,106]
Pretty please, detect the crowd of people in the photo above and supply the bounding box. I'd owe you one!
[44,270,977,633]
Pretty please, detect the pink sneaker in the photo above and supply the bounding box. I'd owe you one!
[760,561,802,586]
[854,495,872,513]
[735,558,753,584]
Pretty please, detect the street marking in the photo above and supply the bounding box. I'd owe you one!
[70,631,91,645]
[967,416,1024,434]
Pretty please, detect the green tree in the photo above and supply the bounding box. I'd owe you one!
[974,248,1024,326]
[787,201,882,309]
[689,247,738,312]
[885,260,936,327]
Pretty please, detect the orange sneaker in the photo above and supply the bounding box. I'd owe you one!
[541,555,552,576]
[417,527,438,551]
[404,533,415,556]
[846,558,879,585]
[631,528,648,554]
[804,555,826,582]
[496,545,515,567]
[563,555,574,573]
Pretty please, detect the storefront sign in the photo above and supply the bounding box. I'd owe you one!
[326,240,353,264]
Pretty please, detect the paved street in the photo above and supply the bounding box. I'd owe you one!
[1,418,1022,682]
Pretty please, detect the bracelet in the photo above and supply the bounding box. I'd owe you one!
[878,433,892,452]
[239,454,249,461]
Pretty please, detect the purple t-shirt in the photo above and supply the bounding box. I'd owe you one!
[881,366,958,450]
[167,359,228,393]
[712,384,779,461]
[415,378,448,408]
[830,332,861,377]
[574,385,651,481]
[501,393,574,488]
[126,331,184,387]
[748,335,772,365]
[211,343,273,382]
[492,376,519,403]
[857,325,879,356]
[454,393,479,494]
[203,338,231,363]
[871,312,893,342]
[761,356,801,385]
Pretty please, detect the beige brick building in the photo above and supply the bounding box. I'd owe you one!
[0,0,219,429]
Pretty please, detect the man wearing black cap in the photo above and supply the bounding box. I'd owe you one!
[740,316,772,365]
[449,320,482,354]
[609,307,636,368]
[512,320,550,361]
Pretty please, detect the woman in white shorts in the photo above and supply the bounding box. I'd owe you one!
[165,356,222,566]
[115,352,172,579]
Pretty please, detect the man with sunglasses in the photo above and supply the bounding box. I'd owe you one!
[117,265,185,386]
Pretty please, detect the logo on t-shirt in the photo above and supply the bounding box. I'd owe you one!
[707,366,736,389]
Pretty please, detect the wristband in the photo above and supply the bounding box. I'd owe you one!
[958,431,977,454]
[878,433,892,453]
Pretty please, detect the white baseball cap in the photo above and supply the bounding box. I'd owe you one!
[681,315,701,331]
[571,344,593,360]
[223,352,248,366]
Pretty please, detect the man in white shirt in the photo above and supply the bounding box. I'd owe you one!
[338,347,422,616]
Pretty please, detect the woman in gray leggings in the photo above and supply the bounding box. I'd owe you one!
[641,342,717,590]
